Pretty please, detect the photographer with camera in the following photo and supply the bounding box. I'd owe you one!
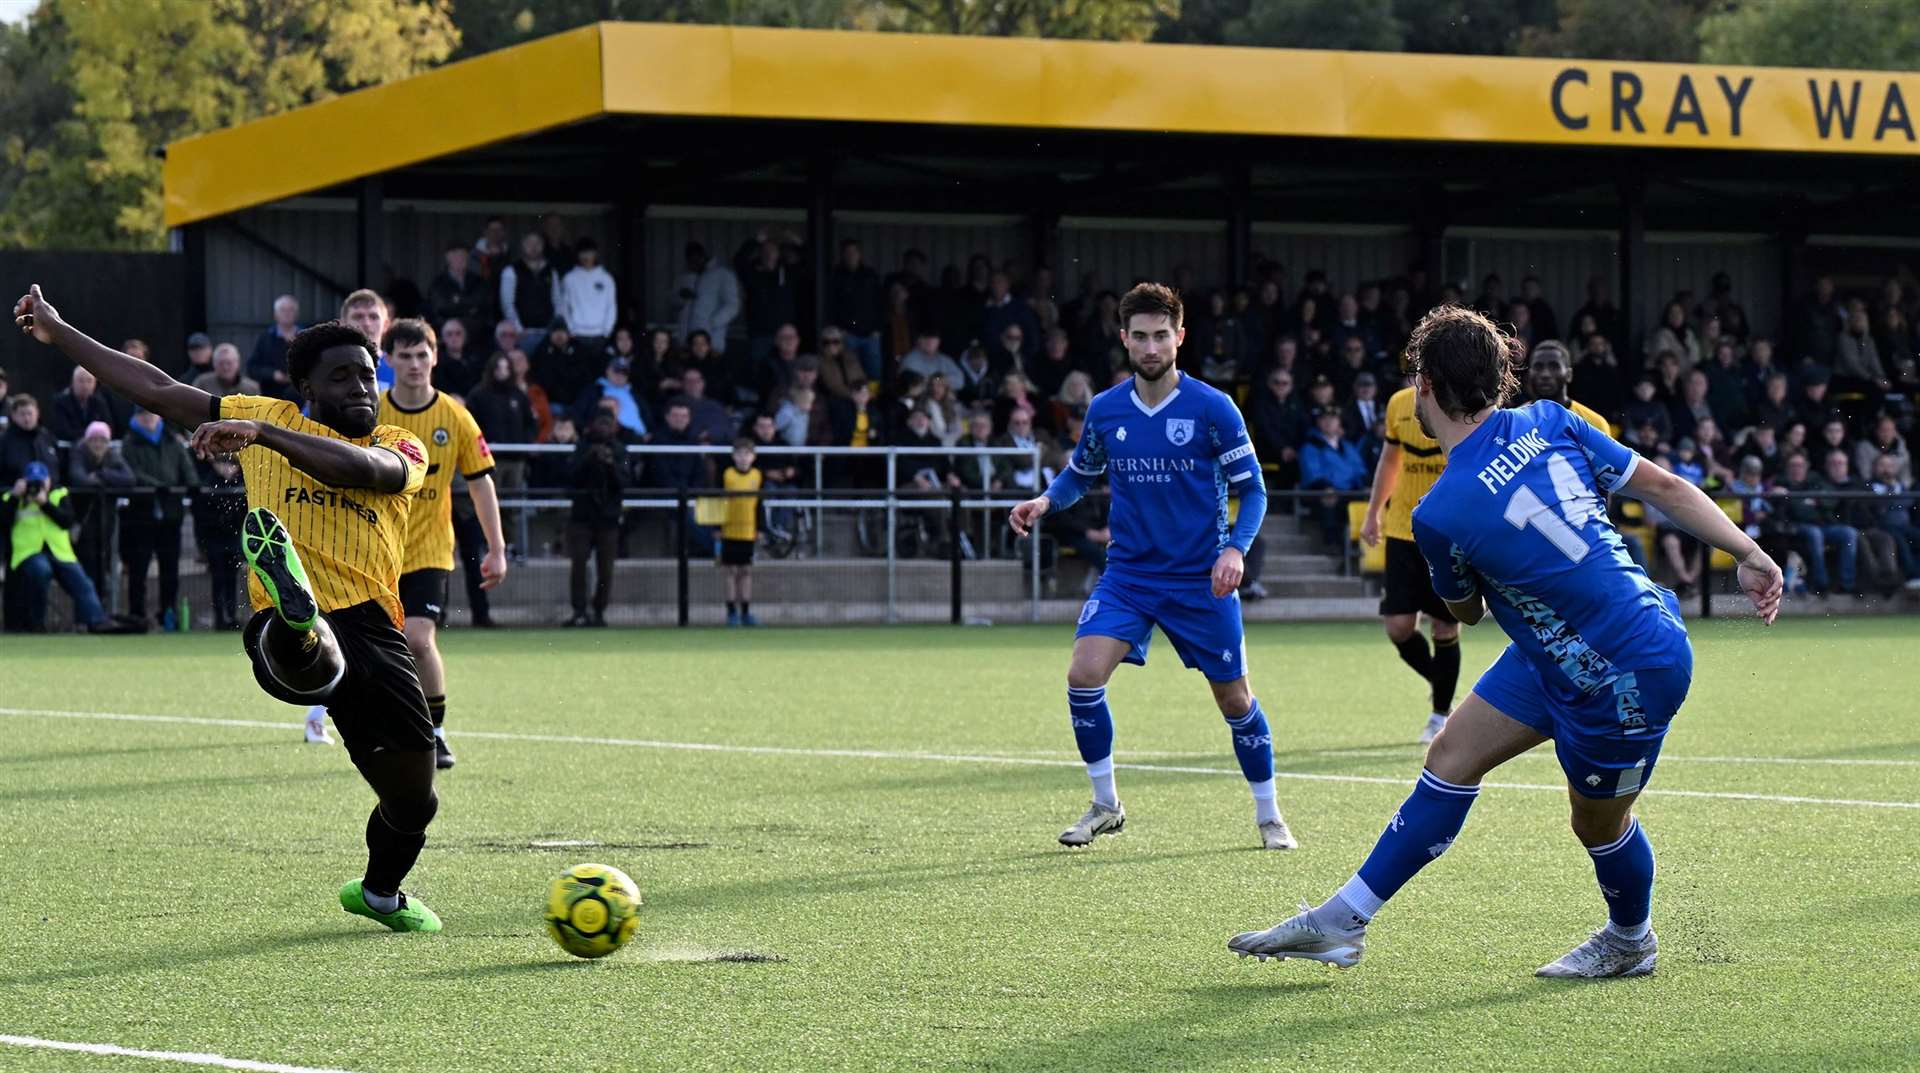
[2,461,109,633]
[564,411,633,627]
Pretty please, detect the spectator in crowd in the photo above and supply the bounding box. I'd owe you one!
[955,344,999,405]
[1249,367,1305,496]
[662,329,735,410]
[1342,372,1384,445]
[773,357,831,449]
[1048,371,1095,433]
[1735,421,1784,478]
[923,373,962,447]
[815,326,868,400]
[491,318,522,362]
[649,402,718,551]
[1751,370,1795,432]
[886,248,932,312]
[1651,440,1705,595]
[626,327,670,397]
[1075,290,1124,376]
[1854,413,1912,486]
[431,317,482,397]
[1650,349,1685,409]
[1830,450,1906,594]
[984,321,1027,384]
[741,235,799,363]
[1818,416,1853,467]
[1329,293,1382,361]
[675,241,741,355]
[1328,336,1377,398]
[1795,366,1835,430]
[3,462,108,632]
[506,349,552,442]
[1745,336,1783,397]
[1028,327,1088,401]
[1690,416,1737,488]
[540,213,573,268]
[65,420,134,598]
[2,395,57,485]
[1701,341,1750,429]
[500,231,563,355]
[1506,300,1536,351]
[573,355,647,442]
[248,296,301,400]
[754,323,805,411]
[1519,275,1559,343]
[828,381,887,488]
[1622,375,1671,449]
[1044,456,1110,593]
[1791,275,1844,367]
[993,371,1046,436]
[559,238,617,351]
[468,352,538,446]
[1833,304,1890,408]
[531,415,578,491]
[982,271,1040,363]
[1299,405,1367,549]
[827,239,885,381]
[1472,272,1505,318]
[1570,331,1625,421]
[118,407,196,630]
[191,454,246,630]
[1695,271,1745,330]
[533,320,594,406]
[1775,450,1858,596]
[995,407,1045,494]
[50,366,119,442]
[1259,333,1302,383]
[949,407,1009,501]
[880,280,919,366]
[564,413,632,628]
[471,216,511,283]
[427,242,489,334]
[899,328,964,387]
[1647,300,1701,370]
[1865,453,1920,589]
[1673,368,1715,442]
[888,371,928,436]
[672,368,734,446]
[747,413,798,545]
[178,332,215,384]
[893,404,946,489]
[191,343,259,399]
[1572,276,1623,358]
[1876,304,1916,384]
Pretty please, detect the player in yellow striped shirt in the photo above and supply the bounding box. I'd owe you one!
[14,285,446,934]
[300,319,505,768]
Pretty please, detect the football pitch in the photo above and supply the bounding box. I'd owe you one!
[2,618,1917,1073]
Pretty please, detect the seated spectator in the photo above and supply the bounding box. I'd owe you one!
[986,322,1026,384]
[507,349,552,441]
[1795,366,1834,429]
[1043,465,1110,592]
[248,296,301,400]
[816,326,868,400]
[659,330,734,409]
[1327,336,1377,399]
[178,332,215,384]
[1673,368,1715,442]
[1652,441,1705,594]
[1745,337,1784,398]
[1048,371,1095,432]
[1651,349,1685,405]
[982,271,1040,364]
[538,320,602,406]
[1854,413,1912,486]
[672,367,735,446]
[993,371,1046,436]
[995,408,1045,494]
[1837,450,1909,594]
[1728,455,1775,546]
[432,317,483,397]
[1646,300,1701,370]
[923,373,962,447]
[893,405,947,489]
[1734,422,1784,478]
[2,395,57,484]
[467,353,538,445]
[1248,367,1305,497]
[1343,372,1384,445]
[1817,417,1853,468]
[66,420,134,597]
[1691,416,1737,488]
[191,343,260,399]
[50,366,119,442]
[1701,341,1750,429]
[899,328,965,388]
[1299,405,1367,549]
[3,461,107,632]
[1832,304,1890,406]
[1329,293,1383,361]
[1774,450,1858,596]
[1506,300,1536,352]
[573,355,647,441]
[1028,327,1088,400]
[753,323,804,411]
[1622,376,1671,450]
[949,408,1009,493]
[749,413,798,543]
[1751,370,1795,432]
[773,360,831,449]
[427,242,489,334]
[1570,332,1624,421]
[1865,453,1920,589]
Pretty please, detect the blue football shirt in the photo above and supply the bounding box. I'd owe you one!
[1411,400,1689,694]
[1065,374,1261,580]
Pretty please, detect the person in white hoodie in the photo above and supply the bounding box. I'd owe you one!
[559,238,618,351]
[674,241,740,354]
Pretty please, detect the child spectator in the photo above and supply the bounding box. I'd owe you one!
[721,438,763,627]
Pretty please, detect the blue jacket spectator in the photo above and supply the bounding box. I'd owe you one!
[1299,406,1367,549]
[572,356,647,441]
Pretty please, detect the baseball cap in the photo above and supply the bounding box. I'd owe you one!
[187,332,212,349]
[23,461,50,483]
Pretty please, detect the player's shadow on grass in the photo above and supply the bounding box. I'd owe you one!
[0,926,380,990]
[0,768,343,805]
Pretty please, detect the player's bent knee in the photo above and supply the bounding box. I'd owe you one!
[1383,616,1417,644]
[1065,665,1111,690]
[381,789,440,835]
[1569,801,1633,846]
[1209,678,1253,715]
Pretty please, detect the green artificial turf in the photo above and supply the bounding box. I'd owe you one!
[1,618,1916,1072]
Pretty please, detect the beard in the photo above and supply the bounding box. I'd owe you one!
[1130,355,1173,382]
[1413,393,1437,440]
[320,402,378,439]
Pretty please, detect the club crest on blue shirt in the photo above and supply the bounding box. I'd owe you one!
[1165,418,1194,446]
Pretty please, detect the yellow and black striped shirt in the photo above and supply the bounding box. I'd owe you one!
[219,394,427,629]
[378,389,494,573]
[1381,388,1613,543]
[721,465,763,542]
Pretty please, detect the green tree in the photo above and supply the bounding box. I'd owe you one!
[1,0,459,250]
[0,16,90,250]
[862,0,1174,40]
[1699,0,1920,71]
[1394,0,1552,56]
[1151,0,1251,45]
[1517,0,1705,62]
[1220,0,1403,52]
[450,0,861,60]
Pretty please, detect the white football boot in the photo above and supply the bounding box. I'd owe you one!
[303,705,334,745]
[1229,903,1366,968]
[1535,927,1658,978]
[1419,712,1447,745]
[1258,817,1298,850]
[1058,800,1125,846]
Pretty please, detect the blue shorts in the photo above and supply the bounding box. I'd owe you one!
[1472,642,1693,799]
[1075,572,1247,683]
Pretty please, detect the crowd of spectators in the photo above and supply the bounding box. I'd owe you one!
[7,217,1920,629]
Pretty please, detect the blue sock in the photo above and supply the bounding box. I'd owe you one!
[1588,818,1655,939]
[1339,769,1480,921]
[1068,686,1117,807]
[1225,700,1279,822]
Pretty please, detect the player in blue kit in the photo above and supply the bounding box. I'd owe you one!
[1228,306,1782,977]
[1008,283,1295,852]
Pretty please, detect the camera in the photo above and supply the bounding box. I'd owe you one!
[24,479,44,497]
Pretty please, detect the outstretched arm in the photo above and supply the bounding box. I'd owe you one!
[190,420,411,493]
[1623,457,1782,624]
[13,286,214,430]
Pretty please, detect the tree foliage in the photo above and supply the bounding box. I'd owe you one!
[1699,0,1920,71]
[1517,0,1704,62]
[451,0,862,60]
[1221,0,1403,52]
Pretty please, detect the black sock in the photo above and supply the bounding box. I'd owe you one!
[364,796,436,897]
[726,601,737,615]
[426,694,446,731]
[741,601,750,615]
[1431,635,1462,713]
[1393,633,1434,680]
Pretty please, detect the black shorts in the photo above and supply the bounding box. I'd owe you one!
[397,568,450,626]
[244,601,434,762]
[720,539,756,566]
[1379,536,1459,623]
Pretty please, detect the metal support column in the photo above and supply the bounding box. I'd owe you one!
[616,200,648,328]
[885,451,898,623]
[1224,162,1252,289]
[356,177,385,291]
[1416,184,1448,286]
[806,156,833,342]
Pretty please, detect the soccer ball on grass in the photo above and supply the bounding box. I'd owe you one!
[544,863,641,959]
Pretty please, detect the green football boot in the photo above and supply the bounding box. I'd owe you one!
[242,507,318,631]
[339,879,442,933]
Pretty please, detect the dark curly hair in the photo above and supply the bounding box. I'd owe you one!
[1117,282,1183,331]
[286,321,375,386]
[1405,305,1520,421]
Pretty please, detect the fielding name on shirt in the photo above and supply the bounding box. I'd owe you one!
[1476,428,1553,494]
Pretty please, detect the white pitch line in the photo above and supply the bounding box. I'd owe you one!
[2,706,1917,812]
[0,1034,361,1073]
